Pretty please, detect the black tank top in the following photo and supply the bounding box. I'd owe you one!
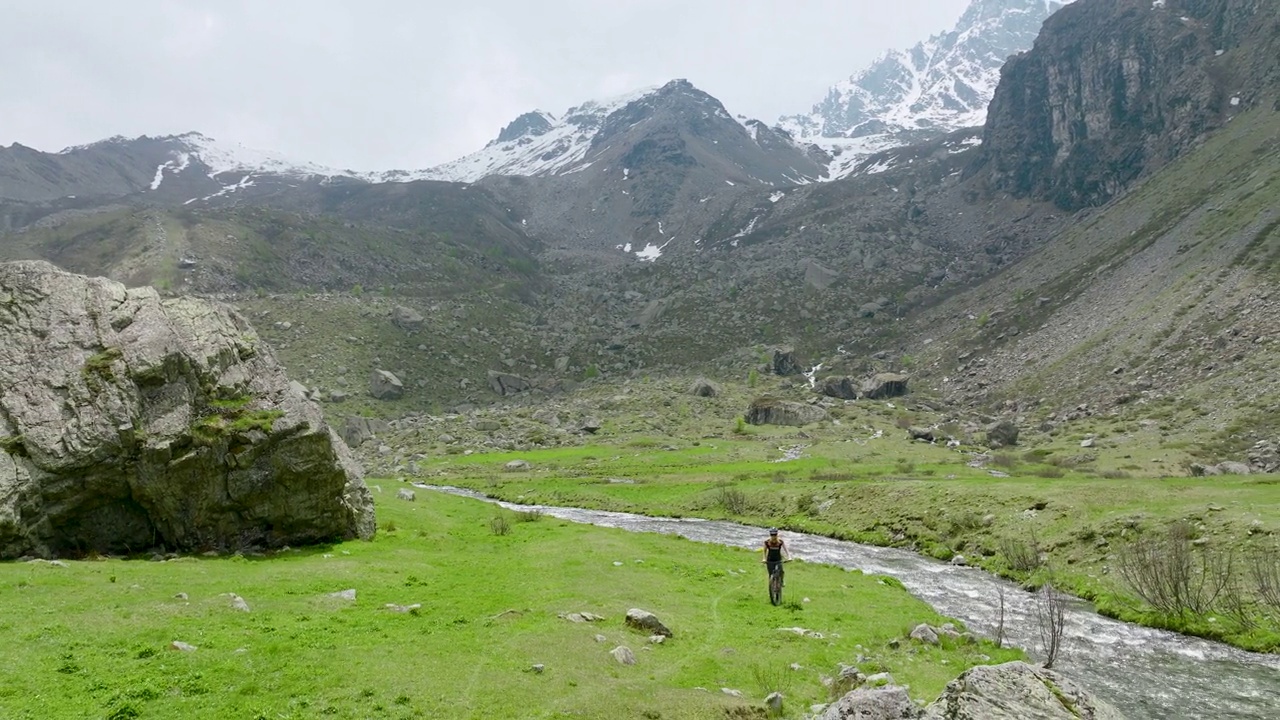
[765,538,783,561]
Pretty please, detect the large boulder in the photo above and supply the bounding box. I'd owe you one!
[862,373,909,400]
[745,397,830,427]
[0,261,375,559]
[341,415,390,448]
[771,347,806,376]
[818,376,858,400]
[487,370,532,396]
[689,378,720,397]
[985,420,1020,448]
[369,370,404,400]
[921,662,1126,720]
[390,305,424,332]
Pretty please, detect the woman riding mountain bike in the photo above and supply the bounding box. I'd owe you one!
[761,528,791,605]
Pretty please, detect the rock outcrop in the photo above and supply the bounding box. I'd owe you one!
[745,397,830,427]
[771,347,806,376]
[0,261,375,558]
[921,661,1125,720]
[822,661,1125,720]
[975,0,1280,209]
[488,370,532,396]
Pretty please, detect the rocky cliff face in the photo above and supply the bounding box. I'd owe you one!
[0,261,375,558]
[975,0,1280,209]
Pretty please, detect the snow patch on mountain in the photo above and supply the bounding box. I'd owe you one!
[368,86,661,184]
[150,153,190,190]
[781,0,1073,180]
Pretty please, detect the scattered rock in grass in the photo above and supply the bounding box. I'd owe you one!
[908,426,936,442]
[1216,461,1252,476]
[610,646,636,665]
[171,641,197,652]
[625,608,672,637]
[937,624,962,641]
[385,603,421,613]
[559,612,606,623]
[950,554,967,567]
[865,673,896,687]
[174,592,188,600]
[396,489,416,501]
[766,691,784,712]
[981,514,996,527]
[721,688,744,698]
[578,416,602,434]
[529,663,545,674]
[647,634,666,644]
[504,459,531,472]
[594,634,607,643]
[779,627,825,639]
[226,593,251,612]
[909,624,940,645]
[329,589,357,601]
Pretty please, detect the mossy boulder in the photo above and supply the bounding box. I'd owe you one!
[0,261,375,559]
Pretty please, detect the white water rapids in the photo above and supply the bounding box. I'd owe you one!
[420,485,1280,719]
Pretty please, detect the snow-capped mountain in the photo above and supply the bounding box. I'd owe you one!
[781,0,1072,178]
[371,87,662,184]
[379,82,826,185]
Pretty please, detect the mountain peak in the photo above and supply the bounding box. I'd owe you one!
[777,0,1072,179]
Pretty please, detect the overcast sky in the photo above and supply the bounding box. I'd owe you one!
[1,1,968,171]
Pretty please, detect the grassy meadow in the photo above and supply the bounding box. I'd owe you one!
[414,425,1280,652]
[0,491,1018,720]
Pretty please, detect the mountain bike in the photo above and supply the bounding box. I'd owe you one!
[767,559,790,605]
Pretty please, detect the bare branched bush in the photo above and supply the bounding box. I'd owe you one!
[1000,530,1042,574]
[1114,521,1234,616]
[1248,544,1280,615]
[751,660,795,698]
[1036,582,1068,669]
[489,514,511,536]
[716,486,748,515]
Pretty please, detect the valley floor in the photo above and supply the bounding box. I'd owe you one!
[413,430,1280,654]
[0,492,1014,720]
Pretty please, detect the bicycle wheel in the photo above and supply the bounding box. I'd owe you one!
[769,570,782,605]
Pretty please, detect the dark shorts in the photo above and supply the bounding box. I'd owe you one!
[766,560,784,577]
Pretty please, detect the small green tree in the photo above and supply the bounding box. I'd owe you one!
[748,368,759,388]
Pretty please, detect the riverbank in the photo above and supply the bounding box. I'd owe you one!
[0,491,1016,720]
[414,436,1280,653]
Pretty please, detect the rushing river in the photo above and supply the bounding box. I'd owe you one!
[419,485,1280,720]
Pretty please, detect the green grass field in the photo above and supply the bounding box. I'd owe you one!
[417,434,1280,652]
[0,492,1018,720]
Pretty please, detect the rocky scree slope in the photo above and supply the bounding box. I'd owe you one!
[479,79,829,262]
[1,185,543,300]
[897,104,1280,464]
[973,0,1280,210]
[0,260,375,559]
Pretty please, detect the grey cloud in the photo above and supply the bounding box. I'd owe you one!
[1,0,967,169]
